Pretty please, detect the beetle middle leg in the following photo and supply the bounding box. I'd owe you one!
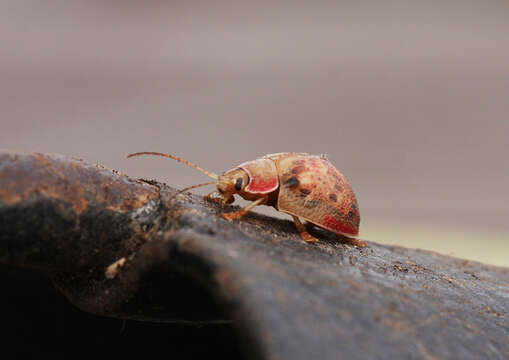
[291,215,319,243]
[222,197,266,221]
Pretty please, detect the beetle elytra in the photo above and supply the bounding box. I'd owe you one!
[127,152,364,246]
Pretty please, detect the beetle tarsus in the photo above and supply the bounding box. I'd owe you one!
[302,235,319,243]
[337,235,367,248]
[205,191,224,204]
[221,213,236,222]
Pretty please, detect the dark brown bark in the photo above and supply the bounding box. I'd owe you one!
[1,151,508,360]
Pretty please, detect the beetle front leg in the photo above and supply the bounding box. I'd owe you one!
[222,196,266,221]
[205,190,234,205]
[205,190,222,204]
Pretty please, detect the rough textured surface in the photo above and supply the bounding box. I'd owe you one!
[0,151,508,360]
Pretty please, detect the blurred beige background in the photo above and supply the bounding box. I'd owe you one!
[1,1,508,266]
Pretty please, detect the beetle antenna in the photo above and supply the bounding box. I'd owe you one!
[127,152,219,180]
[169,181,217,202]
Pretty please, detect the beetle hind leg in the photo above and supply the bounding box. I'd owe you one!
[336,234,367,248]
[292,215,319,243]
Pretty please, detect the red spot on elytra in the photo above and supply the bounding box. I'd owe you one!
[322,215,358,236]
[291,164,306,175]
[246,176,279,193]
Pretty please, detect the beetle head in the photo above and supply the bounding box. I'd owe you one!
[217,168,249,199]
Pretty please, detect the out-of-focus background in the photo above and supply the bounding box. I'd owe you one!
[1,1,508,266]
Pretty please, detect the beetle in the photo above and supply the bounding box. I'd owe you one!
[127,152,365,246]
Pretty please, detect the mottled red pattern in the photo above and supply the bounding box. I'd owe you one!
[246,176,279,193]
[322,215,358,236]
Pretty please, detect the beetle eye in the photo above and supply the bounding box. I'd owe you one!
[234,178,243,191]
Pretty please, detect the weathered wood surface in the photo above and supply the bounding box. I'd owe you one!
[0,152,508,360]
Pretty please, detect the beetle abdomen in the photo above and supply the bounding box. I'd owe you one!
[274,154,360,237]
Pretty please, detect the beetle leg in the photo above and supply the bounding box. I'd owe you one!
[205,190,233,205]
[222,196,266,221]
[205,190,223,203]
[336,235,367,248]
[291,215,319,243]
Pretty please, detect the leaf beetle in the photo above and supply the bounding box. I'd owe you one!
[127,152,364,246]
